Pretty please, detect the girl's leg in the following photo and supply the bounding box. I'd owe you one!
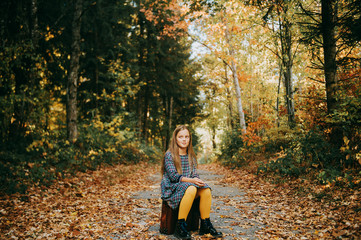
[196,188,212,219]
[175,186,197,239]
[178,185,197,220]
[197,188,222,237]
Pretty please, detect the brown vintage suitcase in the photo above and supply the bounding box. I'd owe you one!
[159,198,200,235]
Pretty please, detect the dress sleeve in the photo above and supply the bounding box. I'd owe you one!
[164,152,183,183]
[190,159,199,178]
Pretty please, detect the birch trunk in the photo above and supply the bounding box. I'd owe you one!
[276,63,282,127]
[67,0,82,142]
[225,25,246,133]
[224,62,234,130]
[211,126,216,149]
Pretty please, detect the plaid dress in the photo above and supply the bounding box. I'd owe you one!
[161,151,210,209]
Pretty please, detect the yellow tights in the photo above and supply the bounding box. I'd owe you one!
[178,186,212,220]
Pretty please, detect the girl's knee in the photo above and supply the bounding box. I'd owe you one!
[185,185,197,197]
[201,188,212,198]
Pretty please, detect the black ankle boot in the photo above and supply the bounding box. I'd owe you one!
[174,219,191,239]
[199,218,223,237]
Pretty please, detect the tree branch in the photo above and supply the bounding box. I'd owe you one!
[308,76,325,84]
[186,32,232,71]
[297,0,321,24]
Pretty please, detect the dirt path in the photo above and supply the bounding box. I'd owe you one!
[129,168,264,239]
[121,164,360,240]
[1,163,359,239]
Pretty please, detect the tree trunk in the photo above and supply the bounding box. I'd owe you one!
[95,28,99,110]
[321,0,343,149]
[67,0,82,143]
[224,22,246,133]
[224,62,234,130]
[230,59,246,133]
[137,3,146,142]
[321,0,338,114]
[163,96,168,150]
[250,86,254,122]
[211,127,216,150]
[142,86,149,144]
[165,96,173,150]
[137,100,142,139]
[276,62,282,127]
[280,18,295,127]
[31,0,39,47]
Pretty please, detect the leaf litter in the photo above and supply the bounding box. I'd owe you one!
[0,162,360,239]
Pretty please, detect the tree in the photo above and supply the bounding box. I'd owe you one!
[188,2,249,133]
[343,0,361,43]
[224,16,247,133]
[127,0,202,147]
[255,0,299,128]
[321,0,338,114]
[0,0,46,144]
[298,0,361,149]
[299,0,360,114]
[79,0,134,119]
[67,0,83,143]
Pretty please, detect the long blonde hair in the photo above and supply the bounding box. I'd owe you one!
[161,125,197,175]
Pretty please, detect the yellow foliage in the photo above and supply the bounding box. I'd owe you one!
[105,147,116,153]
[88,150,98,156]
[45,31,55,41]
[356,152,361,165]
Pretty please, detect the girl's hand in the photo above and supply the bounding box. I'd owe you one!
[192,178,206,187]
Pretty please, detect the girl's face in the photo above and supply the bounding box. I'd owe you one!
[176,129,190,150]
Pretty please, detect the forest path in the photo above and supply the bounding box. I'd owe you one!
[128,167,263,239]
[118,164,360,239]
[1,163,359,239]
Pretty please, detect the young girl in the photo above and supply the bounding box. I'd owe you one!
[161,125,222,239]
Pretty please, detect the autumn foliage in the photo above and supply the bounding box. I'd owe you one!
[1,0,361,238]
[140,0,189,38]
[0,163,159,239]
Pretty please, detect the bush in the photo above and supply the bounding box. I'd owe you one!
[262,126,302,153]
[0,158,27,194]
[217,129,246,168]
[258,129,345,183]
[328,87,361,168]
[0,115,162,195]
[258,139,305,178]
[300,130,342,168]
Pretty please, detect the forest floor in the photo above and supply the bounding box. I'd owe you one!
[0,162,360,239]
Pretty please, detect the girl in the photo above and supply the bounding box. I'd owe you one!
[161,125,222,239]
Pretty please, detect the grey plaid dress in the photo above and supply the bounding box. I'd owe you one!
[161,151,210,209]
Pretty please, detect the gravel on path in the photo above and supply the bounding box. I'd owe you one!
[130,167,265,239]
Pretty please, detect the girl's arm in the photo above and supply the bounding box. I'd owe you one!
[181,176,205,187]
[164,152,183,182]
[187,159,204,186]
[190,158,200,179]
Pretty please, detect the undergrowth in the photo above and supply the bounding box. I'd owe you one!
[0,117,162,195]
[217,126,361,190]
